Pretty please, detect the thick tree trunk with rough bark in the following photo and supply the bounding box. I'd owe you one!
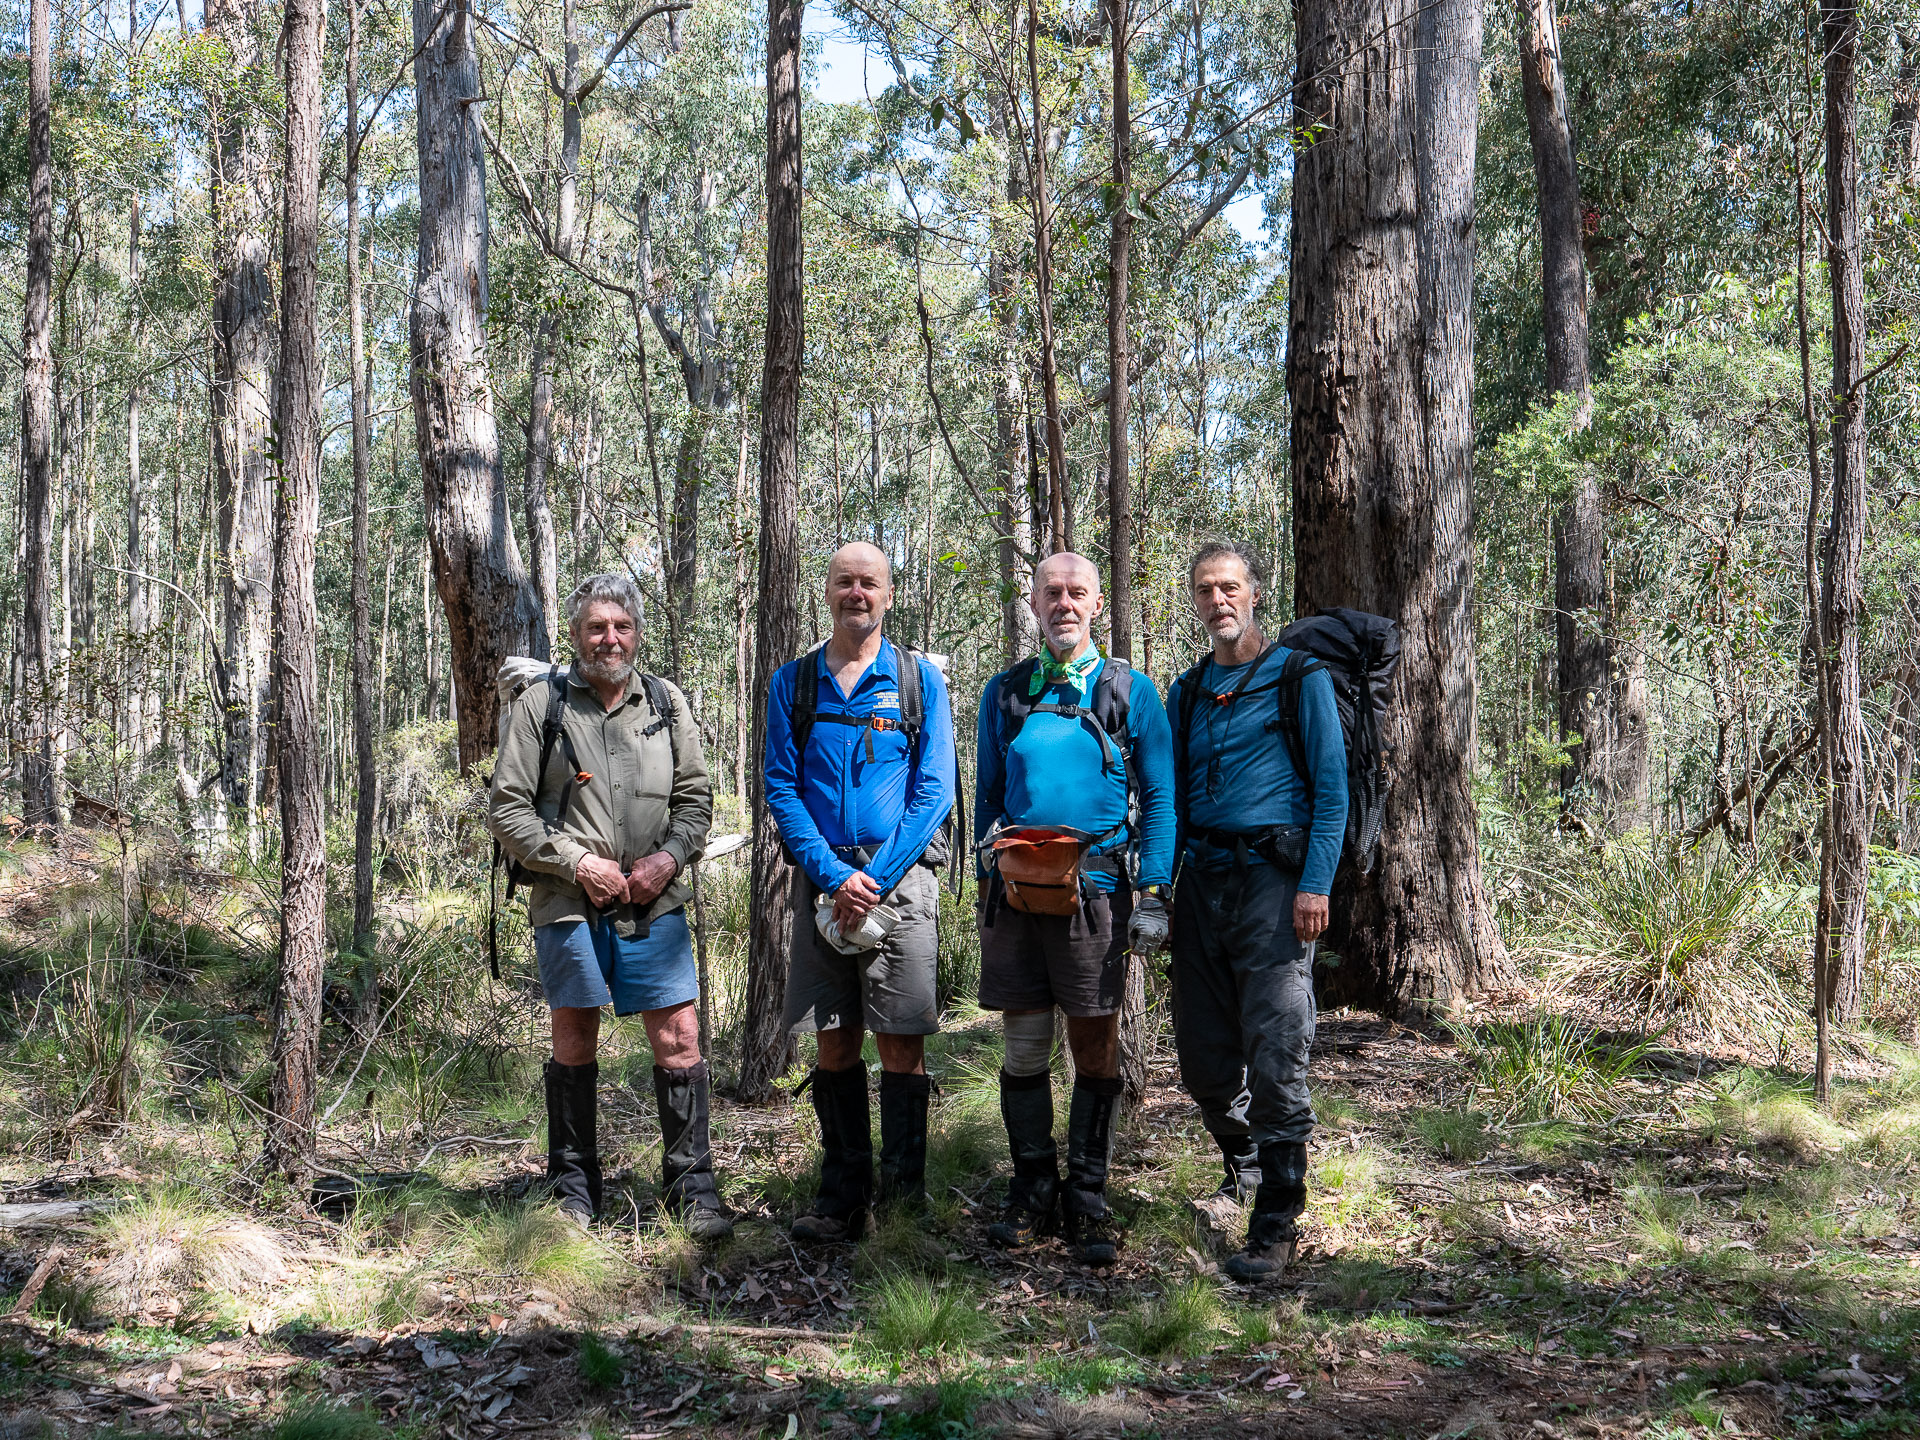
[1289,0,1510,1013]
[19,0,56,828]
[346,0,377,951]
[266,0,328,1181]
[411,0,545,772]
[1821,0,1868,1023]
[206,0,275,842]
[739,0,806,1105]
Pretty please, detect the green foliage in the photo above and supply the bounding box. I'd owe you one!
[268,1400,387,1440]
[576,1332,625,1389]
[1114,1278,1223,1358]
[1447,1011,1659,1123]
[863,1273,995,1358]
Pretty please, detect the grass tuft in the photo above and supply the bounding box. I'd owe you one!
[267,1399,386,1440]
[864,1272,995,1358]
[1447,1011,1656,1123]
[460,1204,618,1296]
[1410,1107,1492,1162]
[576,1332,624,1389]
[1114,1277,1223,1358]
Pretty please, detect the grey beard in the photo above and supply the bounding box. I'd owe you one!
[575,653,634,686]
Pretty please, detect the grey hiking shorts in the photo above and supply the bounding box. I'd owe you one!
[782,863,941,1036]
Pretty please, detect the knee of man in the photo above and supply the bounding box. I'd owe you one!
[1001,1010,1054,1077]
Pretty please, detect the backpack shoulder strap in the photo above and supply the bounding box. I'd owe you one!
[535,666,569,789]
[1272,650,1324,797]
[894,641,925,733]
[791,650,821,783]
[996,658,1042,750]
[639,673,679,768]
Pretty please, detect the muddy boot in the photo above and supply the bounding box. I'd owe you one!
[1190,1132,1261,1256]
[877,1070,932,1214]
[1060,1075,1122,1267]
[792,1065,872,1243]
[986,1069,1058,1248]
[545,1059,603,1225]
[1224,1140,1307,1282]
[655,1061,733,1242]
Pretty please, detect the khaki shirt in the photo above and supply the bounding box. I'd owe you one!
[487,669,712,928]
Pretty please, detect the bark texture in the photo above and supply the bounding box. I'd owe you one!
[19,0,56,827]
[266,0,329,1180]
[346,0,377,950]
[206,0,276,827]
[990,90,1038,664]
[411,0,545,771]
[739,0,806,1105]
[1288,0,1510,1013]
[1820,0,1868,1022]
[1106,0,1133,662]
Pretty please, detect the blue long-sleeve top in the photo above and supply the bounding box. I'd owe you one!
[764,639,957,896]
[974,657,1176,892]
[1168,649,1349,895]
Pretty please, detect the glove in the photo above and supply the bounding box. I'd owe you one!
[1127,894,1170,954]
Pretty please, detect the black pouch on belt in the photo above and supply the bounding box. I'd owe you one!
[1253,825,1309,873]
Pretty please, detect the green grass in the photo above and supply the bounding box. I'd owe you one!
[1448,1011,1659,1123]
[576,1332,624,1389]
[864,1273,996,1358]
[1311,1143,1391,1227]
[1410,1107,1493,1162]
[459,1204,618,1295]
[268,1399,387,1440]
[1114,1277,1223,1358]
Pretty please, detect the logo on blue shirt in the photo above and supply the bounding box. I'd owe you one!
[871,691,900,712]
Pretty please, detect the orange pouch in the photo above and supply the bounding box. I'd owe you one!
[990,828,1087,916]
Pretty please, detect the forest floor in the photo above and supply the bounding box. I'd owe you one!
[1,836,1918,1440]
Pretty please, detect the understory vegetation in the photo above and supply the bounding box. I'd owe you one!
[1,791,1917,1439]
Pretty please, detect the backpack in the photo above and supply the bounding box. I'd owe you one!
[486,661,679,978]
[1173,608,1401,875]
[788,640,965,893]
[991,654,1139,844]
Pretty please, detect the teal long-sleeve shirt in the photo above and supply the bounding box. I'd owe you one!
[974,658,1177,892]
[1168,649,1348,895]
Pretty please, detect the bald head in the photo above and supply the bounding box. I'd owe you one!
[825,540,894,649]
[1028,550,1106,661]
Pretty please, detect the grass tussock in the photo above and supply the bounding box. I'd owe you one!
[458,1204,619,1296]
[93,1186,290,1317]
[1448,1011,1657,1123]
[1310,1143,1391,1228]
[864,1272,996,1357]
[1700,1069,1850,1159]
[267,1399,386,1440]
[1411,1107,1493,1162]
[1114,1278,1223,1358]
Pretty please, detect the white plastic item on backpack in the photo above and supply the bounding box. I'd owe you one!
[495,656,568,751]
[813,892,901,955]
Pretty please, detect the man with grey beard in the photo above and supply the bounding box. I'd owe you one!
[489,574,725,1237]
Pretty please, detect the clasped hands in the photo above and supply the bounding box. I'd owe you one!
[832,871,883,931]
[576,850,678,910]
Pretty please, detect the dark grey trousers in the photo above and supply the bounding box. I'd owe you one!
[1170,862,1317,1149]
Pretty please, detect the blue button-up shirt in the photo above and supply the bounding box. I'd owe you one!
[764,638,957,896]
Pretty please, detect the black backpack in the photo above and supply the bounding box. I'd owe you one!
[486,665,679,977]
[1173,608,1400,874]
[789,640,965,892]
[991,655,1139,846]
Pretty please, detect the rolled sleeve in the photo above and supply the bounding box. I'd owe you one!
[867,659,957,895]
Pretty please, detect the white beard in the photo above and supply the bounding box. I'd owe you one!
[575,652,635,686]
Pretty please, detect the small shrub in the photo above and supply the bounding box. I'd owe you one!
[1115,1278,1223,1358]
[865,1273,995,1357]
[576,1332,624,1389]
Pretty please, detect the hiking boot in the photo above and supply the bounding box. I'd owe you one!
[988,1068,1058,1249]
[545,1059,603,1223]
[1223,1221,1298,1281]
[1190,1132,1261,1255]
[654,1060,734,1243]
[1223,1140,1308,1281]
[792,1064,872,1244]
[1061,1075,1123,1268]
[877,1070,932,1213]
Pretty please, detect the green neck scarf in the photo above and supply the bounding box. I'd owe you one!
[1028,646,1101,697]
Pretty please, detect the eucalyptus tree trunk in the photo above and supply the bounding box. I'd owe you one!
[346,0,377,951]
[1106,0,1133,664]
[126,195,149,758]
[206,0,275,851]
[266,0,328,1181]
[740,0,806,1104]
[1820,0,1868,1024]
[989,90,1037,665]
[1024,0,1068,553]
[19,0,56,829]
[1289,0,1509,1013]
[412,0,545,771]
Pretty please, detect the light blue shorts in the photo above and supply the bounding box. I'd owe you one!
[533,908,698,1016]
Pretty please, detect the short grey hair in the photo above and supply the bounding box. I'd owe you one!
[1187,540,1269,597]
[564,572,644,632]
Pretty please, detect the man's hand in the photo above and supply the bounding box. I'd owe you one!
[1127,894,1170,954]
[576,854,628,910]
[1294,890,1330,944]
[627,850,679,906]
[833,871,883,931]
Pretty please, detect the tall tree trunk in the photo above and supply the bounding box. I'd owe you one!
[207,0,275,852]
[266,0,328,1180]
[524,323,562,651]
[733,401,752,803]
[1289,0,1509,1013]
[1106,0,1133,662]
[1821,0,1868,1023]
[990,91,1036,664]
[19,0,56,829]
[346,0,377,951]
[126,194,148,758]
[740,0,806,1105]
[412,0,545,772]
[1024,0,1068,552]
